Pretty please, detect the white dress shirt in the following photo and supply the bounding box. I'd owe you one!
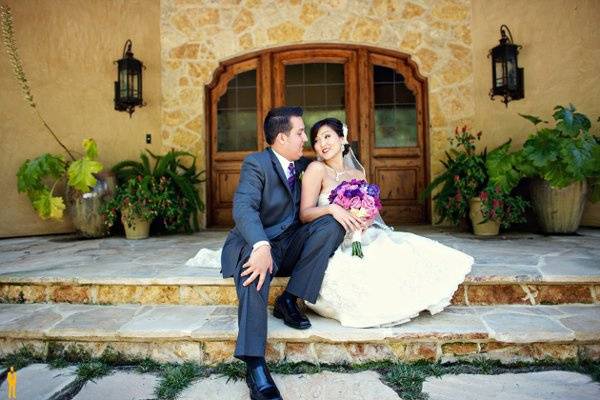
[252,148,294,252]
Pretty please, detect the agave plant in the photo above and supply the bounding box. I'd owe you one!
[110,150,206,233]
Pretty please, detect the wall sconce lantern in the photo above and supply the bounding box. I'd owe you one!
[488,25,524,107]
[114,39,145,117]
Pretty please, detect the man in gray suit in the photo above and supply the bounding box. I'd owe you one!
[220,106,345,400]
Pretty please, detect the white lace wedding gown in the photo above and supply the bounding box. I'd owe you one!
[302,194,473,328]
[186,193,474,328]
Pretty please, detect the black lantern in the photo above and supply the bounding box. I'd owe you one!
[114,39,145,117]
[488,25,524,107]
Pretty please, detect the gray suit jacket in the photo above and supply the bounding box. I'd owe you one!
[220,147,310,278]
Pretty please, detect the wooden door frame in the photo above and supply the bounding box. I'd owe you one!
[205,44,431,226]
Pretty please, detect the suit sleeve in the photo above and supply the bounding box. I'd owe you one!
[232,154,268,246]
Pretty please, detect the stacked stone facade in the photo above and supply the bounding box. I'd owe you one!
[161,0,475,224]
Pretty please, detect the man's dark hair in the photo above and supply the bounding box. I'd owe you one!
[263,106,304,145]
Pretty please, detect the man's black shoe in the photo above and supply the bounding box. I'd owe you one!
[273,294,311,329]
[246,362,283,400]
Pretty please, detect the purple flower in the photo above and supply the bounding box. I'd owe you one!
[367,184,380,197]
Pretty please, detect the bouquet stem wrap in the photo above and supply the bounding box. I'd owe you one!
[351,230,363,258]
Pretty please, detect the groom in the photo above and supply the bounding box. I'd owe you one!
[221,106,345,400]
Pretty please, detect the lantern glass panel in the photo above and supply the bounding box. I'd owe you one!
[130,72,139,98]
[119,68,128,97]
[494,60,505,87]
[506,59,516,90]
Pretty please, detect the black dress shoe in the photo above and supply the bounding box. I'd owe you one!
[246,363,283,400]
[273,294,311,329]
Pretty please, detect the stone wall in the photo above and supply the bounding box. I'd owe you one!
[160,0,476,226]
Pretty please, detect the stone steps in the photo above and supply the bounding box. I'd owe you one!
[0,302,599,364]
[1,276,599,306]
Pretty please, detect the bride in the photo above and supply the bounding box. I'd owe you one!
[186,117,473,328]
[296,117,473,328]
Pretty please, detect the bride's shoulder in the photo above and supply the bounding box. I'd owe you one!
[306,160,327,174]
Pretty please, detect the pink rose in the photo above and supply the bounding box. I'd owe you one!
[349,197,362,209]
[361,196,375,209]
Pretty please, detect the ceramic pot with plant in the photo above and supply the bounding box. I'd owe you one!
[470,185,528,236]
[421,127,528,235]
[102,175,159,240]
[420,126,487,227]
[517,104,597,233]
[111,150,206,234]
[581,133,600,227]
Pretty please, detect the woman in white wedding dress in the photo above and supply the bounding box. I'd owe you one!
[186,118,473,328]
[295,118,474,328]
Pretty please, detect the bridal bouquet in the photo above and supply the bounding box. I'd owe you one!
[328,179,382,258]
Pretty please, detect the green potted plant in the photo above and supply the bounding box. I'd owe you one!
[2,4,111,237]
[102,175,159,239]
[517,104,597,233]
[111,150,206,233]
[581,130,600,226]
[421,126,528,235]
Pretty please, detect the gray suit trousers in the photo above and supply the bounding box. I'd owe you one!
[232,215,345,359]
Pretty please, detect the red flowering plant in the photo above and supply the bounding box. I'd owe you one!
[101,174,160,229]
[478,184,528,228]
[420,126,487,225]
[421,126,529,228]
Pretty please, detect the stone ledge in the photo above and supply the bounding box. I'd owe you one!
[0,304,599,365]
[1,281,598,306]
[0,338,597,365]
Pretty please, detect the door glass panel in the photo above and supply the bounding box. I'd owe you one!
[373,65,417,148]
[285,63,346,147]
[217,69,257,152]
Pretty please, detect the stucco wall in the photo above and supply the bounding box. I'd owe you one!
[0,0,162,237]
[471,0,600,150]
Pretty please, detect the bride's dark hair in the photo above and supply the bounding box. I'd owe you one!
[310,118,350,156]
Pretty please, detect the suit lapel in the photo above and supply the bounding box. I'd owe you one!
[267,147,293,198]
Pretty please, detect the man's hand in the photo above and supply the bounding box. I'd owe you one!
[241,245,273,291]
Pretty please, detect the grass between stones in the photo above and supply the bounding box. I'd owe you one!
[0,345,599,400]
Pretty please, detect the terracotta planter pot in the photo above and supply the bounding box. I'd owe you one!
[469,197,501,236]
[530,178,587,233]
[121,208,151,240]
[66,171,116,238]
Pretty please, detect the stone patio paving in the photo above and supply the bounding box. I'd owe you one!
[0,226,598,284]
[2,364,600,400]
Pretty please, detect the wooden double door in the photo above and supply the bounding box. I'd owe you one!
[206,45,430,227]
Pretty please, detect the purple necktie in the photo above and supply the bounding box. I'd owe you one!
[287,162,296,190]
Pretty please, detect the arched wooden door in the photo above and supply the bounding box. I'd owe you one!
[206,45,429,227]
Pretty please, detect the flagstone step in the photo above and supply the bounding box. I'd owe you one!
[2,228,598,306]
[0,303,599,365]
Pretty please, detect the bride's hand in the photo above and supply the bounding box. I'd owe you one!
[328,204,367,232]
